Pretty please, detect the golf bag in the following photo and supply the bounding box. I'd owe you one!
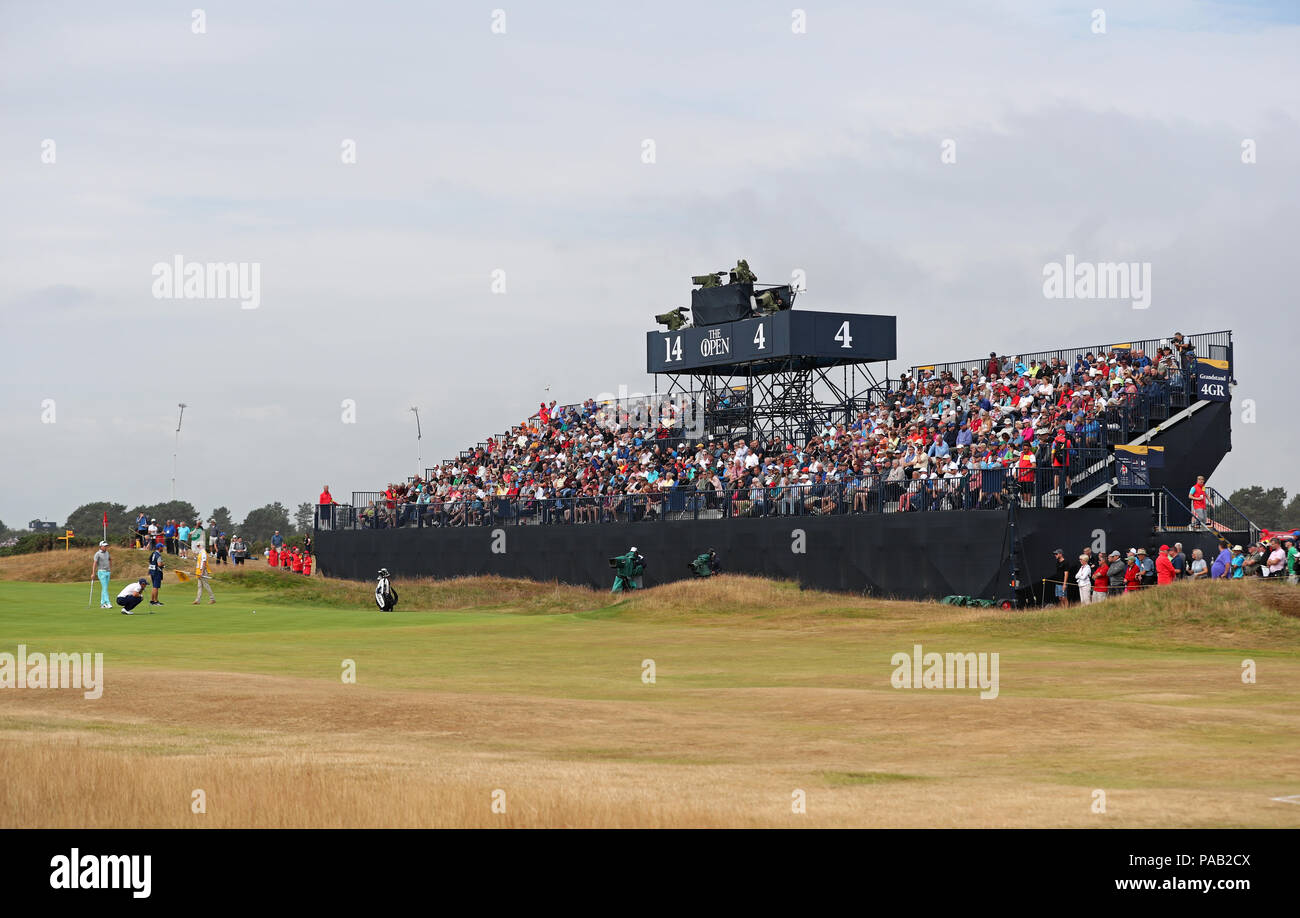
[374,569,399,611]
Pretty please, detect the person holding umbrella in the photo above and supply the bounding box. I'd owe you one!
[192,542,216,604]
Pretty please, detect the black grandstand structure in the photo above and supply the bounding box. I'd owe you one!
[316,277,1248,603]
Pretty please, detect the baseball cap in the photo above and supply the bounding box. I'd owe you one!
[1137,547,1147,555]
[138,577,147,585]
[99,540,107,547]
[1233,544,1243,551]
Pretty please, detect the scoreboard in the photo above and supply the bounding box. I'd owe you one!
[647,310,896,375]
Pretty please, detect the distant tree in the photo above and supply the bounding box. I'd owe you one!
[240,502,292,543]
[1282,493,1300,528]
[129,501,199,527]
[1225,486,1288,530]
[65,502,132,543]
[293,501,314,534]
[210,506,234,535]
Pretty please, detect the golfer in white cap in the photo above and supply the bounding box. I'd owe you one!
[91,541,113,608]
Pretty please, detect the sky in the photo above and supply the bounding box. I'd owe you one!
[1,0,1297,526]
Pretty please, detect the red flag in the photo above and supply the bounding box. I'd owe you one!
[103,512,108,526]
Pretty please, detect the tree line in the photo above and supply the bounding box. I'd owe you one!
[2,500,320,545]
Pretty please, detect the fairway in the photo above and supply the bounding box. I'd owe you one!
[2,555,1298,828]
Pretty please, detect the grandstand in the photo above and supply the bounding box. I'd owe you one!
[316,320,1248,602]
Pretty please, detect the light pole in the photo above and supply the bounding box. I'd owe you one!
[409,406,422,472]
[171,403,187,500]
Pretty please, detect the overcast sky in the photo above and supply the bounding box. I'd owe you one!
[2,0,1297,526]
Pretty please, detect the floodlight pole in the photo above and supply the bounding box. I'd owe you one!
[171,403,187,500]
[410,406,422,471]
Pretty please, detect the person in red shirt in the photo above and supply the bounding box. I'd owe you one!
[302,553,313,576]
[1156,545,1176,585]
[281,547,293,570]
[267,545,279,568]
[1188,475,1211,530]
[1017,446,1036,496]
[1125,553,1143,593]
[292,550,304,574]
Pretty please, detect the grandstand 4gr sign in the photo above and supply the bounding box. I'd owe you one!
[1195,358,1231,402]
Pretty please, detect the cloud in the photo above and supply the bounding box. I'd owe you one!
[1,0,1297,522]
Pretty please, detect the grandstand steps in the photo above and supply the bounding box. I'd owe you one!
[1066,396,1226,510]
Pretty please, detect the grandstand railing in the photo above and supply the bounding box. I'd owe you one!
[911,329,1232,384]
[1157,487,1259,541]
[321,465,1103,532]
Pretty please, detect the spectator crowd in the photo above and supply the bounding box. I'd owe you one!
[1048,535,1299,604]
[348,333,1211,527]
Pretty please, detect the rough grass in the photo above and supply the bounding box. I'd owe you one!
[2,552,1298,827]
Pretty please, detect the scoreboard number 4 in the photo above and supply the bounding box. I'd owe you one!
[753,323,766,350]
[834,320,853,349]
[664,335,683,363]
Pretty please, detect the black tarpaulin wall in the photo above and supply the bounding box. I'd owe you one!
[690,283,753,326]
[315,509,1153,602]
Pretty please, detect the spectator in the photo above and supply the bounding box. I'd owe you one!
[318,485,335,529]
[178,521,191,560]
[1230,545,1246,579]
[1092,552,1109,601]
[1156,545,1176,585]
[271,530,284,551]
[1265,538,1286,579]
[231,535,248,566]
[1286,537,1298,585]
[1188,476,1212,530]
[1171,542,1186,579]
[1107,551,1127,598]
[1188,548,1208,580]
[1124,551,1143,593]
[1074,553,1093,605]
[1244,543,1265,577]
[1052,549,1070,606]
[1211,540,1232,580]
[135,512,149,549]
[1137,547,1155,586]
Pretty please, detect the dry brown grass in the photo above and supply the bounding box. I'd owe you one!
[0,548,152,583]
[3,667,1298,828]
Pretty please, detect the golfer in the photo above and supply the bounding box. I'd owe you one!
[192,543,216,604]
[117,578,147,615]
[92,541,113,609]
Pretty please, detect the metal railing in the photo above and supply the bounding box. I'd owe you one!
[1158,487,1258,541]
[911,329,1232,385]
[322,464,1103,532]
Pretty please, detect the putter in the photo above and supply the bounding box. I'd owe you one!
[88,577,96,608]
